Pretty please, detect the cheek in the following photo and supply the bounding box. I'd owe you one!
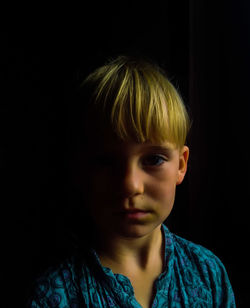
[148,180,177,203]
[148,166,178,195]
[85,172,114,211]
[152,181,176,220]
[88,172,112,195]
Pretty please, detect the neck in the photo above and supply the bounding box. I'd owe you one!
[94,225,164,272]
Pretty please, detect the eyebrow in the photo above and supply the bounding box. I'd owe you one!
[95,144,174,156]
[142,145,174,153]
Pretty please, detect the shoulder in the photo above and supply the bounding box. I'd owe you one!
[163,225,224,269]
[173,232,224,268]
[27,256,84,307]
[170,230,236,306]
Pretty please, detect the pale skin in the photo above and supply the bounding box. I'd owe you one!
[79,127,189,308]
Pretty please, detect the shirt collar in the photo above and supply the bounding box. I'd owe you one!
[89,224,174,282]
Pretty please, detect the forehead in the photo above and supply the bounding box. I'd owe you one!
[85,123,176,155]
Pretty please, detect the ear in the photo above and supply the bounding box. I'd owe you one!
[176,146,189,185]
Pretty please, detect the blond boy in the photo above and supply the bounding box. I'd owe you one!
[29,56,236,307]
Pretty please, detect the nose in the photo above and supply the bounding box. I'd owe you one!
[116,161,145,199]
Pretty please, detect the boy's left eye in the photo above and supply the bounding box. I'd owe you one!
[142,155,167,167]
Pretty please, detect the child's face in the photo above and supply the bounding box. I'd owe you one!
[81,125,189,239]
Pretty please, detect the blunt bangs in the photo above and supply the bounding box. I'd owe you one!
[81,56,190,149]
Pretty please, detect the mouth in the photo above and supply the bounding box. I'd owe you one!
[119,209,151,220]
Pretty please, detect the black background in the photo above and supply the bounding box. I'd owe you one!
[1,1,249,306]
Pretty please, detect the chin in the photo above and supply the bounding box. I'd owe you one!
[116,222,161,239]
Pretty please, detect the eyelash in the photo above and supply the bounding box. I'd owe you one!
[95,154,168,167]
[142,154,167,167]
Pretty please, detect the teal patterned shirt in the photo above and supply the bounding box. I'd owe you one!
[29,224,236,307]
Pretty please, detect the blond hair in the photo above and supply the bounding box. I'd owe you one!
[80,56,190,149]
